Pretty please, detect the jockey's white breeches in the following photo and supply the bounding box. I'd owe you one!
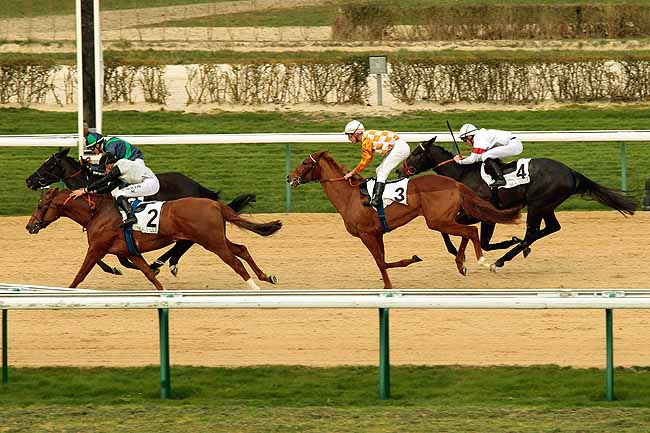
[375,138,411,183]
[111,177,160,199]
[481,138,523,161]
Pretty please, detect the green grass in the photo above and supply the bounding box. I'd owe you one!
[3,365,650,432]
[0,0,237,19]
[2,107,648,216]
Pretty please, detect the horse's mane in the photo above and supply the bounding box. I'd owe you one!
[320,151,364,181]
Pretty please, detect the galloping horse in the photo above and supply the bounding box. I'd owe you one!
[25,148,256,276]
[287,151,520,289]
[396,137,637,268]
[26,188,281,290]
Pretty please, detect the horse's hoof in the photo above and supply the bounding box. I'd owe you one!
[112,267,123,276]
[151,260,164,270]
[523,247,532,258]
[170,265,178,277]
[512,236,523,243]
[457,265,468,276]
[152,267,160,276]
[269,275,278,284]
[494,260,504,268]
[412,255,422,263]
[489,263,498,273]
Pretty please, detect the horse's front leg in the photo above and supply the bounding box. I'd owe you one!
[96,259,123,276]
[358,233,393,289]
[455,237,469,276]
[128,255,165,290]
[441,233,458,256]
[70,247,107,288]
[480,222,522,251]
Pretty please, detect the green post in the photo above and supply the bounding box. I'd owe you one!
[2,310,7,385]
[285,143,292,213]
[620,142,627,193]
[606,308,614,401]
[158,308,171,399]
[379,308,390,400]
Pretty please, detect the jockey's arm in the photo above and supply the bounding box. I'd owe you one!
[457,148,483,165]
[351,138,374,175]
[85,166,122,194]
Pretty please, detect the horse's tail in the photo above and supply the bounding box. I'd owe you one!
[458,184,521,224]
[226,193,257,214]
[572,171,637,216]
[219,202,282,237]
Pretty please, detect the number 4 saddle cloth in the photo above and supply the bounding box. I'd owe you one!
[480,158,532,189]
[362,178,409,208]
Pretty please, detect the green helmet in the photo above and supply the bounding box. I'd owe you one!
[85,132,105,150]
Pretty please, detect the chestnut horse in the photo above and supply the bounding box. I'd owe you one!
[287,151,520,289]
[26,188,282,290]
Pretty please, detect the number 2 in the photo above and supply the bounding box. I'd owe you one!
[146,209,158,228]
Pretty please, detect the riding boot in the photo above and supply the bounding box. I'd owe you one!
[363,182,376,207]
[116,196,137,228]
[484,159,506,188]
[370,182,386,208]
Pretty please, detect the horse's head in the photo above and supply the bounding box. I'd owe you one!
[396,136,452,177]
[25,188,66,234]
[25,148,73,190]
[287,150,329,187]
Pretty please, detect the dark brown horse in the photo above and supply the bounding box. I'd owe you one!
[287,151,520,289]
[26,188,281,290]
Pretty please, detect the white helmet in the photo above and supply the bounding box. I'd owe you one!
[459,123,478,140]
[344,120,364,135]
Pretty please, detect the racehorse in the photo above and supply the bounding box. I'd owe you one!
[26,188,281,290]
[287,151,520,289]
[25,148,256,276]
[396,137,637,268]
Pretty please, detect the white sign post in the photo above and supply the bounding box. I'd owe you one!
[369,56,388,106]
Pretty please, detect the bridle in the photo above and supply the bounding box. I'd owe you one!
[33,192,98,231]
[292,153,361,186]
[31,155,86,188]
[402,143,460,176]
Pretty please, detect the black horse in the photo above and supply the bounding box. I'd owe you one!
[396,136,637,268]
[26,148,256,276]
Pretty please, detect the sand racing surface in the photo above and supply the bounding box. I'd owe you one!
[1,211,649,368]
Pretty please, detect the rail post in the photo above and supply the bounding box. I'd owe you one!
[620,142,627,193]
[606,308,614,401]
[379,308,390,399]
[2,310,7,384]
[158,308,171,399]
[285,143,292,213]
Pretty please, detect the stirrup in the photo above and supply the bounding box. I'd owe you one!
[120,216,137,228]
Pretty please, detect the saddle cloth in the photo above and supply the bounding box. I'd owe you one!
[480,158,532,189]
[118,200,164,234]
[365,178,409,208]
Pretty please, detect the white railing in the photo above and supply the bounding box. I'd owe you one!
[0,284,644,401]
[1,130,650,148]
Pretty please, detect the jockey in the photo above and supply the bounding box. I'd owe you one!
[85,132,145,162]
[69,153,160,228]
[342,120,411,208]
[453,123,523,188]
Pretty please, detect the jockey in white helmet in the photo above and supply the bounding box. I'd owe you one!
[454,123,524,188]
[343,120,411,208]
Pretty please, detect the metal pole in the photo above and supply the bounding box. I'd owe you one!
[285,143,292,213]
[606,308,614,401]
[2,310,7,385]
[376,74,383,106]
[158,308,171,399]
[620,142,627,193]
[379,308,390,399]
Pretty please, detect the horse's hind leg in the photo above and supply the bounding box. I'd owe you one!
[494,211,560,268]
[97,259,123,276]
[227,240,277,284]
[150,240,194,277]
[205,241,258,290]
[431,222,491,272]
[128,255,165,290]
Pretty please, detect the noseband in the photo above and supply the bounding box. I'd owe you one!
[292,154,321,185]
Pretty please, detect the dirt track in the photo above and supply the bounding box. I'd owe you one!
[1,211,649,368]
